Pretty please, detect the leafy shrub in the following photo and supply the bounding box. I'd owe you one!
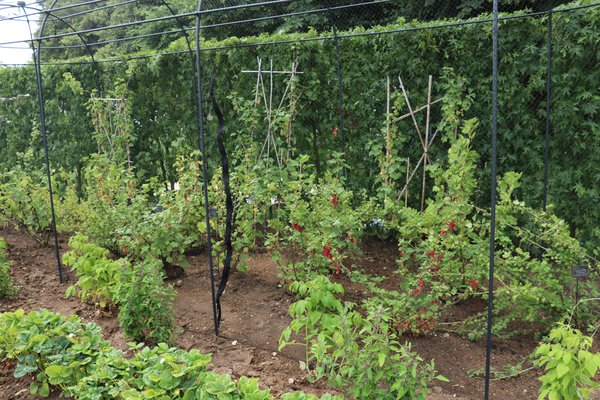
[80,154,203,269]
[0,163,85,240]
[261,159,367,280]
[63,234,175,344]
[114,200,195,268]
[365,275,441,336]
[331,304,444,399]
[54,176,87,234]
[0,168,53,245]
[279,275,349,377]
[209,151,370,279]
[390,120,595,339]
[63,233,130,309]
[534,322,600,400]
[118,260,176,344]
[78,154,142,254]
[0,237,18,299]
[279,275,442,399]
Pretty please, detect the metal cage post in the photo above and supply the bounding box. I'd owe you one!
[30,0,98,283]
[484,0,500,398]
[195,0,220,336]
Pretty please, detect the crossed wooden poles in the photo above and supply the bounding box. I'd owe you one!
[242,57,301,167]
[390,75,443,210]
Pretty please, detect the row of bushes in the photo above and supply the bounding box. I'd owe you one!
[1,112,596,341]
[0,120,597,398]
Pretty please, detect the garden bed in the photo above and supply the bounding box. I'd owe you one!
[0,227,551,400]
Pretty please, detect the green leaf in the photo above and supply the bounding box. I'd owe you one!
[14,362,38,378]
[555,363,569,378]
[38,382,50,397]
[29,382,39,395]
[44,364,63,378]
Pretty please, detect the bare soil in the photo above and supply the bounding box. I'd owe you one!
[0,227,557,399]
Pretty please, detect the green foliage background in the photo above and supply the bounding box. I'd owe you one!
[0,0,598,245]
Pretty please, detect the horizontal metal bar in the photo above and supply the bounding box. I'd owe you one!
[1,1,598,66]
[0,0,294,36]
[0,0,390,48]
[0,0,108,22]
[241,70,303,74]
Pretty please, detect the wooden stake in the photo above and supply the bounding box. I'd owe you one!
[398,76,425,150]
[405,157,410,207]
[392,98,443,123]
[421,75,433,212]
[397,154,424,201]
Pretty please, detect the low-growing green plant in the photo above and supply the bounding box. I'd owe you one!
[534,322,600,400]
[63,233,130,309]
[0,309,111,397]
[0,237,18,299]
[467,362,527,381]
[280,394,341,400]
[73,342,214,399]
[0,309,341,400]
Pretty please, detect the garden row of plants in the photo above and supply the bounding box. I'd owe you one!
[0,308,342,400]
[2,96,596,336]
[1,0,599,248]
[0,84,598,397]
[1,7,599,392]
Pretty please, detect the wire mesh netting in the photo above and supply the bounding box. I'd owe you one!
[0,0,598,398]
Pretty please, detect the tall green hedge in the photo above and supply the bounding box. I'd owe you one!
[0,1,598,245]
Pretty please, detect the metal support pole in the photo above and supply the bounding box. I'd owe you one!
[33,44,64,283]
[543,7,553,211]
[484,0,500,399]
[195,0,220,336]
[23,3,64,283]
[333,26,346,177]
